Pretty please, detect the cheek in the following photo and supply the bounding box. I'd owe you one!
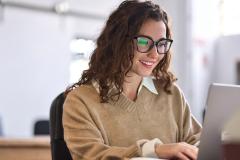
[132,52,142,62]
[131,54,138,67]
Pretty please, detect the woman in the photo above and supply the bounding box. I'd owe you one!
[63,0,201,159]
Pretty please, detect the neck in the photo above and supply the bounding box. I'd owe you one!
[123,72,142,101]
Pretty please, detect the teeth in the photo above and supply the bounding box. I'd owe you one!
[140,60,154,66]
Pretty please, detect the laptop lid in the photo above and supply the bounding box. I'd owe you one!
[198,83,240,160]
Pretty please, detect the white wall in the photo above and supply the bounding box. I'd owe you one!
[0,8,71,137]
[213,35,240,84]
[0,1,114,137]
[191,0,221,122]
[190,0,240,122]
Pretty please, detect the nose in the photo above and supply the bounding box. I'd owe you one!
[148,45,159,59]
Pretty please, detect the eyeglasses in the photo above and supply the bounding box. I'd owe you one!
[133,35,173,54]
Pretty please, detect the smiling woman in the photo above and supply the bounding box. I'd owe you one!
[62,0,202,160]
[129,19,172,79]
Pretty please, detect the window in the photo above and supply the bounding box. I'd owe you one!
[221,0,240,35]
[69,38,95,83]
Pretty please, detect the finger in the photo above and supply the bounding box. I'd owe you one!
[180,142,198,155]
[180,142,198,150]
[182,147,198,160]
[175,152,191,160]
[177,143,198,160]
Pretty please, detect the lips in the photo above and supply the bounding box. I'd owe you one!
[140,60,155,67]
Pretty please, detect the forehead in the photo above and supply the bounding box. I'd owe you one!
[138,19,166,40]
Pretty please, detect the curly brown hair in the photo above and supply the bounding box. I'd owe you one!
[66,0,177,102]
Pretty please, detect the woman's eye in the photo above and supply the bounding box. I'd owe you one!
[158,43,166,47]
[158,41,167,47]
[137,38,148,46]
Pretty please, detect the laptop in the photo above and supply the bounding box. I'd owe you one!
[197,83,240,160]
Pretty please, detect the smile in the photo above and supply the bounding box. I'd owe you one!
[140,60,155,67]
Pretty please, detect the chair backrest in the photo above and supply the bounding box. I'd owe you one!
[50,92,72,160]
[34,120,49,135]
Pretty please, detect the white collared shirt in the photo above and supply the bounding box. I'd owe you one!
[138,77,158,95]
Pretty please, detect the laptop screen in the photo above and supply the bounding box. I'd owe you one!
[197,83,240,160]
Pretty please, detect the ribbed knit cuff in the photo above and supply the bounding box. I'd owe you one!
[142,138,162,158]
[136,139,149,156]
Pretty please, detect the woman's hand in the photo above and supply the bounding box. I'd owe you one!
[155,142,198,160]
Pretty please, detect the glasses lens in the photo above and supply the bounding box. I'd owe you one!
[157,39,171,54]
[135,37,152,52]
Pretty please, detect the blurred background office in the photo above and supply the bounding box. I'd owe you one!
[0,0,239,137]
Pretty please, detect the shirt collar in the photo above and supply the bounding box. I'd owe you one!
[92,77,158,95]
[138,77,158,95]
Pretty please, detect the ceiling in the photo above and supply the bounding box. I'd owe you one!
[0,0,123,20]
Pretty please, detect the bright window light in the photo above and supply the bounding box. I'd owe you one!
[69,38,95,59]
[69,59,89,83]
[69,38,95,83]
[222,0,240,35]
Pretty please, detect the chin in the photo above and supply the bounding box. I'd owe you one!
[131,67,153,77]
[138,72,152,77]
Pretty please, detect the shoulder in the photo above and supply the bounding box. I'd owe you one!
[170,83,185,97]
[67,84,99,101]
[153,79,184,98]
[63,85,100,130]
[170,83,188,105]
[64,84,100,111]
[63,84,103,123]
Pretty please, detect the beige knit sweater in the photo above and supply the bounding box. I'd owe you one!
[63,82,201,160]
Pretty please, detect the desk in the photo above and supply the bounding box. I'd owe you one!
[0,136,51,160]
[223,142,240,160]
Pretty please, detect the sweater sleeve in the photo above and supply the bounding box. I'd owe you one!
[62,90,145,160]
[180,93,202,146]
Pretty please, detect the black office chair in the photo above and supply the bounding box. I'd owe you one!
[34,120,50,135]
[50,92,72,160]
